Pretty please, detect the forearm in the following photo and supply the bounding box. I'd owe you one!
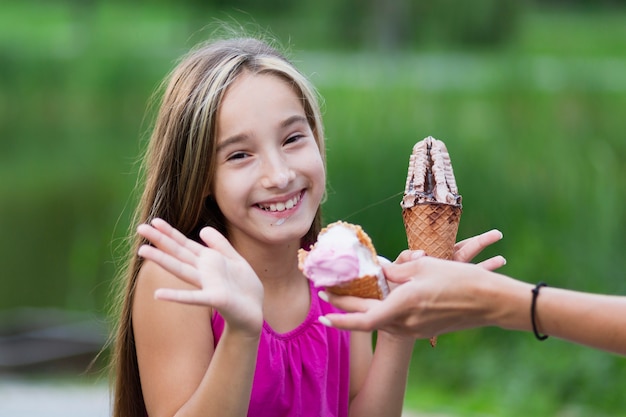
[483,274,626,355]
[527,287,626,355]
[349,333,414,417]
[324,258,626,356]
[174,327,260,417]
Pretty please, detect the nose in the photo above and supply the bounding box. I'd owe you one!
[260,155,295,189]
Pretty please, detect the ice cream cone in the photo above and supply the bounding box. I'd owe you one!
[326,274,387,300]
[298,221,389,300]
[402,203,462,260]
[403,203,461,347]
[401,136,463,347]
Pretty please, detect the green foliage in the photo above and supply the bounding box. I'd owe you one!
[264,0,524,50]
[320,81,626,291]
[1,2,625,415]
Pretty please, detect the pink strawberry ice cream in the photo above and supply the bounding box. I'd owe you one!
[299,221,386,294]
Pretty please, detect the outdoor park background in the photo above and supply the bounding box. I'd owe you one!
[1,0,625,415]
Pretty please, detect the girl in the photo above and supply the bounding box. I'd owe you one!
[110,36,503,417]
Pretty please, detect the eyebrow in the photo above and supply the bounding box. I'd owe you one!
[216,114,309,152]
[216,133,248,153]
[280,114,309,129]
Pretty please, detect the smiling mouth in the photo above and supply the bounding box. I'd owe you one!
[257,192,302,212]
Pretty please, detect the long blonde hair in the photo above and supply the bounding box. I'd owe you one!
[109,37,326,417]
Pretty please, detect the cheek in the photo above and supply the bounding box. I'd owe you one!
[316,161,326,188]
[308,154,326,197]
[312,148,326,181]
[212,171,243,210]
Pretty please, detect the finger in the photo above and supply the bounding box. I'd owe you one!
[137,223,201,266]
[453,229,503,263]
[319,312,376,332]
[199,227,243,261]
[321,291,379,313]
[393,250,425,264]
[455,229,503,252]
[382,258,427,283]
[154,288,213,306]
[150,218,206,256]
[476,255,506,271]
[321,297,397,332]
[138,244,201,287]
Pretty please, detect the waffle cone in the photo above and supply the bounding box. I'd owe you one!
[326,274,386,300]
[402,203,461,259]
[403,203,461,346]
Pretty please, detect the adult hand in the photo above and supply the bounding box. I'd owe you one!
[318,229,506,336]
[138,218,264,336]
[320,257,494,338]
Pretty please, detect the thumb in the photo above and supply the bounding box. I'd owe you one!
[383,252,426,284]
[383,263,412,284]
[394,249,425,264]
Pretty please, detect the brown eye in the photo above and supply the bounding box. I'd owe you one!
[285,135,303,145]
[227,152,249,161]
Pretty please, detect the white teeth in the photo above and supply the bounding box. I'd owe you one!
[259,194,300,212]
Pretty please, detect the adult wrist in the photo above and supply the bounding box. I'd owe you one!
[483,273,534,331]
[531,282,549,340]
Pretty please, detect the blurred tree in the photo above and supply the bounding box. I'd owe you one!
[325,0,523,50]
[537,0,626,7]
[37,0,524,50]
[367,0,412,50]
[210,0,294,12]
[411,0,523,47]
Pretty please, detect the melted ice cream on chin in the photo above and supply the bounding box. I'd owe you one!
[302,224,380,287]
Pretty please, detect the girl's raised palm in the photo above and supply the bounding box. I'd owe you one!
[137,218,264,336]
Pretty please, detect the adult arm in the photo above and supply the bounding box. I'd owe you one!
[322,257,626,356]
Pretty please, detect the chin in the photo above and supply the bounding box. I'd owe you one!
[266,219,312,243]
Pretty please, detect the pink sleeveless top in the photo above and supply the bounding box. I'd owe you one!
[211,280,351,417]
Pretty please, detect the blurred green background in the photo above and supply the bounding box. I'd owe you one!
[1,0,625,415]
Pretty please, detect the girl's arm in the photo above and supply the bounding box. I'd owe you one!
[134,219,264,417]
[133,262,260,417]
[347,330,414,417]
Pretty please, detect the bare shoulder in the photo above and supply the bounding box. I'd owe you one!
[132,260,215,413]
[136,258,199,294]
[133,259,214,346]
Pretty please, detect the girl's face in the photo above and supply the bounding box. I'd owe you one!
[212,71,325,249]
